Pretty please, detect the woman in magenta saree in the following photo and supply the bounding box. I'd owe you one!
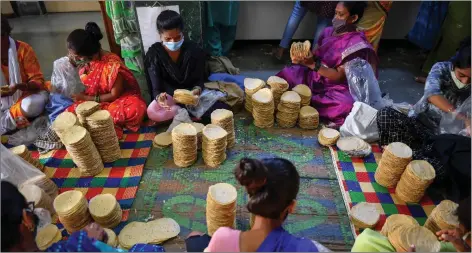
[277,1,378,127]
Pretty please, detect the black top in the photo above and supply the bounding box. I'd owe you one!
[144,40,207,99]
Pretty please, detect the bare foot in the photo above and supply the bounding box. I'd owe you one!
[273,47,285,60]
[414,76,426,84]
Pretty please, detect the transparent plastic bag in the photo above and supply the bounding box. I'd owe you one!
[0,144,45,186]
[34,208,52,232]
[50,57,84,97]
[7,115,49,146]
[166,108,193,133]
[340,102,379,142]
[345,58,386,110]
[440,96,471,136]
[186,89,226,118]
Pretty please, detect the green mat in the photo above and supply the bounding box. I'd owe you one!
[130,113,354,251]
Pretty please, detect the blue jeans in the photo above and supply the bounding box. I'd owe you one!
[279,1,332,49]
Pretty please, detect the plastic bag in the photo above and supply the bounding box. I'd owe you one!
[186,89,226,118]
[8,115,49,146]
[0,144,45,186]
[166,108,193,133]
[340,102,379,142]
[345,58,386,110]
[34,208,52,232]
[440,96,471,136]
[147,94,180,123]
[50,57,84,97]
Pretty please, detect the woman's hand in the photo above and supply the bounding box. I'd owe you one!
[291,51,315,67]
[84,223,108,243]
[192,87,202,96]
[1,85,17,97]
[71,92,90,102]
[437,228,468,252]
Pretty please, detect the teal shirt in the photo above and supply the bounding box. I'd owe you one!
[206,1,240,27]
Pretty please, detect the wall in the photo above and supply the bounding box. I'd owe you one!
[44,1,100,13]
[1,1,14,14]
[235,1,421,40]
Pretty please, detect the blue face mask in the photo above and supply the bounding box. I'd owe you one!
[163,37,184,52]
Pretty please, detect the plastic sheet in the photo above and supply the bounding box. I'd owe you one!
[440,96,471,136]
[166,108,193,133]
[0,144,44,186]
[186,89,226,118]
[340,102,380,142]
[50,57,84,97]
[7,115,49,146]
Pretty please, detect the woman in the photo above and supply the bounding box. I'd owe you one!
[351,196,471,252]
[204,1,240,57]
[277,1,377,127]
[356,1,393,52]
[185,158,329,252]
[145,10,230,123]
[65,22,146,138]
[0,16,49,135]
[274,1,337,60]
[377,39,471,150]
[1,180,164,252]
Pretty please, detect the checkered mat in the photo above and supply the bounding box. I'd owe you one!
[329,144,442,237]
[7,127,155,234]
[131,114,354,251]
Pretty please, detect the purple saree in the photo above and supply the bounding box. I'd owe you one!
[257,227,318,252]
[277,27,378,126]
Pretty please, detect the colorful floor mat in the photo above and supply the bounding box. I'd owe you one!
[130,114,355,251]
[8,127,155,233]
[329,144,442,237]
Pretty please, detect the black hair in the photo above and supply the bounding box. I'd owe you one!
[456,196,471,232]
[66,22,103,57]
[452,37,471,69]
[156,10,184,33]
[340,1,368,23]
[1,180,27,251]
[1,16,12,36]
[234,157,300,220]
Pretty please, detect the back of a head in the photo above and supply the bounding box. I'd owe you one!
[456,196,471,232]
[234,158,300,219]
[341,1,368,23]
[156,10,184,33]
[1,16,12,36]
[1,181,27,251]
[67,22,103,57]
[453,37,471,69]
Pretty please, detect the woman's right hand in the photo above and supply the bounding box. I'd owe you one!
[1,84,17,97]
[437,228,468,252]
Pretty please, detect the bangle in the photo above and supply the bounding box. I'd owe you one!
[313,58,322,72]
[95,95,100,103]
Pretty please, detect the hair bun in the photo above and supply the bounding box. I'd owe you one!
[85,22,103,41]
[234,158,268,194]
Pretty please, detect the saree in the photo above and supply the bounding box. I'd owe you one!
[66,51,146,136]
[256,227,318,252]
[356,1,393,51]
[276,27,378,126]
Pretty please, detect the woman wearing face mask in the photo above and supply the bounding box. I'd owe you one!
[276,1,377,127]
[144,10,231,124]
[377,38,471,150]
[65,22,146,139]
[185,158,330,252]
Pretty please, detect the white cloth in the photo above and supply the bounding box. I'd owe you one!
[1,37,23,112]
[340,102,379,142]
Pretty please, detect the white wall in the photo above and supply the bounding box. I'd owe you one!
[235,1,421,40]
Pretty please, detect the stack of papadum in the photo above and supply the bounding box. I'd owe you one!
[381,214,440,252]
[244,78,265,113]
[171,123,198,167]
[290,40,311,60]
[21,175,58,199]
[298,106,319,129]
[424,200,460,234]
[153,132,173,149]
[267,76,289,107]
[318,128,340,146]
[336,136,372,157]
[211,109,235,148]
[53,190,92,233]
[118,218,180,249]
[374,142,413,188]
[252,88,275,128]
[173,89,198,106]
[276,91,301,128]
[61,125,104,176]
[349,202,380,229]
[10,145,44,171]
[191,122,205,150]
[202,124,228,167]
[396,160,436,203]
[19,184,55,215]
[89,193,122,228]
[206,183,237,236]
[104,228,119,247]
[85,110,121,163]
[52,112,81,140]
[35,224,62,251]
[75,101,100,125]
[292,84,312,107]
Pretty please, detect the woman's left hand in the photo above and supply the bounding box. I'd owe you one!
[192,87,202,96]
[71,92,88,102]
[84,223,108,243]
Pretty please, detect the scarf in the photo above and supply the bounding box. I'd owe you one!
[1,37,22,111]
